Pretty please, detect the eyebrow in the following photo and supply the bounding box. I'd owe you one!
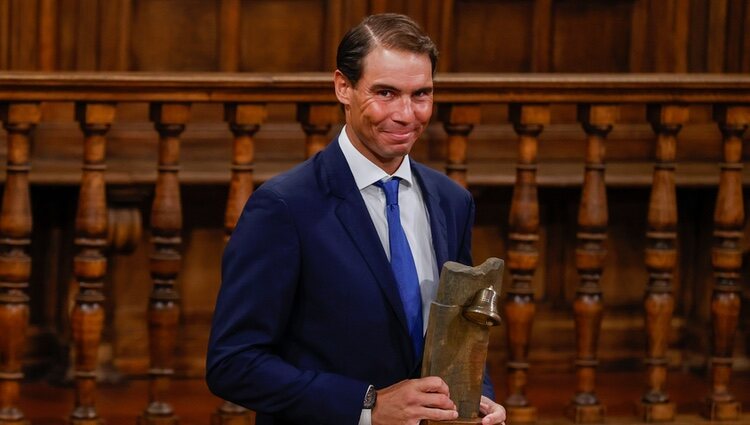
[369,84,433,94]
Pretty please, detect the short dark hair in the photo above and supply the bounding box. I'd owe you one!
[336,13,439,86]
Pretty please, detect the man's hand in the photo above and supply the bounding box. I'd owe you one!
[371,376,458,425]
[480,395,507,425]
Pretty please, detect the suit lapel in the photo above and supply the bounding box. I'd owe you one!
[412,163,449,273]
[319,142,411,339]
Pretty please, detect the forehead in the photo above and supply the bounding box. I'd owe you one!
[360,47,433,88]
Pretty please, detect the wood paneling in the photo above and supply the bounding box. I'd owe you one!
[8,0,38,70]
[552,0,633,72]
[1,0,749,73]
[239,0,326,72]
[453,0,534,72]
[131,0,218,71]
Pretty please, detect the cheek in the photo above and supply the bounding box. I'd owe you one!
[363,102,391,124]
[414,103,433,123]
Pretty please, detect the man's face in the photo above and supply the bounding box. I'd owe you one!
[334,46,434,173]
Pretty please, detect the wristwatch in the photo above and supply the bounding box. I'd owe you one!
[363,385,377,409]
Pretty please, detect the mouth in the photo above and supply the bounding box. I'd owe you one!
[382,128,418,142]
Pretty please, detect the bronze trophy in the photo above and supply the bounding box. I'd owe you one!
[421,258,504,424]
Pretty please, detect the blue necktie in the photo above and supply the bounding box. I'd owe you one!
[375,178,424,362]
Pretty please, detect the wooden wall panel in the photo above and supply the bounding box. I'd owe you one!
[0,0,747,73]
[75,0,99,70]
[131,0,218,71]
[238,0,326,72]
[452,0,534,72]
[99,0,131,71]
[8,0,39,70]
[552,0,633,72]
[0,0,8,69]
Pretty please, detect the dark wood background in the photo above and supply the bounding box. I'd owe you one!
[0,0,748,380]
[2,0,750,73]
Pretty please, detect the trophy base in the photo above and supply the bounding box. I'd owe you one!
[70,419,104,425]
[1,419,29,425]
[421,419,483,424]
[137,413,179,425]
[636,401,675,422]
[506,405,537,423]
[565,403,605,423]
[702,399,741,421]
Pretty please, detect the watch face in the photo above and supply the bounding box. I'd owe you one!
[363,385,377,409]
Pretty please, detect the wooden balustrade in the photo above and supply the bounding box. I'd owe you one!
[139,103,190,425]
[566,104,617,423]
[297,103,339,158]
[705,105,749,421]
[0,73,748,424]
[638,104,689,422]
[438,103,481,188]
[70,102,116,425]
[0,102,39,425]
[504,104,548,424]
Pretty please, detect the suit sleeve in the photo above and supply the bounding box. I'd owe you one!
[206,186,368,424]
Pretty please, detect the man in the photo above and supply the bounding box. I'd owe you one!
[207,13,506,425]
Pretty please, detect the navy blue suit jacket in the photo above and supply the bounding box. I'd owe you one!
[206,138,493,425]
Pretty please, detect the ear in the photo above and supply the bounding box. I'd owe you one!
[333,70,352,106]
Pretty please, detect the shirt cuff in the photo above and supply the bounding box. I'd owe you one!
[358,408,372,425]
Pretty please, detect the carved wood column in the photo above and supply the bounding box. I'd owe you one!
[566,105,617,423]
[70,102,116,425]
[438,103,480,188]
[702,105,749,421]
[297,103,339,158]
[211,103,266,425]
[139,103,190,425]
[637,104,688,422]
[504,104,549,424]
[222,103,265,242]
[0,103,40,425]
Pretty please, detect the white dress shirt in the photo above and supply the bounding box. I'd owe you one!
[337,128,440,425]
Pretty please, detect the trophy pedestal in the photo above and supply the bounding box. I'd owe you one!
[565,403,605,423]
[506,405,537,423]
[702,399,741,421]
[636,401,675,422]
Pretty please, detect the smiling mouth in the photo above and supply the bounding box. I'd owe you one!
[382,129,418,141]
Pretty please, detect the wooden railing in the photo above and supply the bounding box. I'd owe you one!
[0,73,748,424]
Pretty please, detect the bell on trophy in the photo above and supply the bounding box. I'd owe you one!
[463,285,501,327]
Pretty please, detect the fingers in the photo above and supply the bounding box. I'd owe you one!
[371,377,458,425]
[414,376,451,395]
[479,395,507,425]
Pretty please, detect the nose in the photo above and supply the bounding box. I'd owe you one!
[391,95,415,123]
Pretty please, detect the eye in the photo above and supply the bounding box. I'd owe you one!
[377,89,394,98]
[413,90,432,100]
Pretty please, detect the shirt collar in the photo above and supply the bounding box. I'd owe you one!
[338,125,414,190]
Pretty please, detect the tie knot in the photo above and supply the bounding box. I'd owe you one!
[375,177,401,206]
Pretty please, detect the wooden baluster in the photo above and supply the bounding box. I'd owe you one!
[637,104,688,422]
[566,105,617,423]
[504,104,549,424]
[139,103,190,425]
[210,103,266,425]
[0,103,40,425]
[438,103,480,188]
[222,103,265,242]
[297,103,339,158]
[702,105,749,421]
[70,102,116,425]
